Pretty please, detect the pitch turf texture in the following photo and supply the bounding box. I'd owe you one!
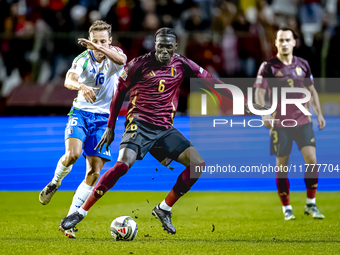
[1,192,339,255]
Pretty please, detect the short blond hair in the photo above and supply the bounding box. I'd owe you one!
[89,20,111,37]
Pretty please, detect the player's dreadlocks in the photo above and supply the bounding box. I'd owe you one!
[154,27,177,42]
[89,20,112,37]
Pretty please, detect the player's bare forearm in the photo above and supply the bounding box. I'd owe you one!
[97,45,126,65]
[308,85,326,129]
[65,72,98,103]
[107,84,129,129]
[64,73,84,91]
[308,86,322,117]
[255,88,266,106]
[255,87,273,128]
[95,127,114,152]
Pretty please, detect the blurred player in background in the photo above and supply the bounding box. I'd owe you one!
[59,27,267,235]
[254,27,326,220]
[39,20,127,238]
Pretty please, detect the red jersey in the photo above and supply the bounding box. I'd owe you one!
[254,56,314,127]
[108,51,232,129]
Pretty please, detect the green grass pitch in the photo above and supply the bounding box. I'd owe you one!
[1,191,339,254]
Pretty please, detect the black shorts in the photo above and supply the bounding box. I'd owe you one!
[120,119,191,164]
[270,122,316,157]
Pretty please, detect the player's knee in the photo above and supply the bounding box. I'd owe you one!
[178,147,204,167]
[193,161,205,179]
[305,155,317,165]
[190,155,204,167]
[65,151,80,165]
[92,170,100,180]
[118,149,136,168]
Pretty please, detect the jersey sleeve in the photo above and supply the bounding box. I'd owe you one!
[107,58,143,128]
[67,52,89,77]
[117,57,142,89]
[107,46,127,76]
[182,56,212,79]
[304,60,314,87]
[253,61,270,89]
[182,56,243,102]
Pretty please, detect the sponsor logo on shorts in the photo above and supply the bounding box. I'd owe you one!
[103,150,111,156]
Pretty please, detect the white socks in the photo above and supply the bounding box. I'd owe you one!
[282,198,316,213]
[78,207,88,217]
[159,200,172,211]
[68,181,93,216]
[306,198,316,204]
[51,157,73,185]
[282,205,292,213]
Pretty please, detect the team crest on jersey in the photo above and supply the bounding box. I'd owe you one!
[71,64,77,70]
[296,66,302,76]
[171,66,176,77]
[276,71,283,76]
[104,63,109,71]
[120,70,128,81]
[199,67,204,74]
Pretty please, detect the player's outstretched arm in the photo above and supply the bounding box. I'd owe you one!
[95,128,114,153]
[78,38,126,65]
[254,87,273,129]
[65,72,99,104]
[95,81,130,152]
[307,85,326,130]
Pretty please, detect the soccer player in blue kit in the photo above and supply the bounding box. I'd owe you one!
[39,20,127,238]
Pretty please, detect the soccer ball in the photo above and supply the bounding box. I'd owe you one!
[110,216,138,241]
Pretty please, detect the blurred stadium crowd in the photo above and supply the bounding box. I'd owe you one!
[1,0,340,115]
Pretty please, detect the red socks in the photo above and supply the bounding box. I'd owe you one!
[164,189,181,207]
[276,163,319,206]
[82,162,129,211]
[305,165,318,199]
[276,172,290,206]
[165,162,205,207]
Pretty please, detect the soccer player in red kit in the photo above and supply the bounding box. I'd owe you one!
[60,27,266,234]
[254,27,326,220]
